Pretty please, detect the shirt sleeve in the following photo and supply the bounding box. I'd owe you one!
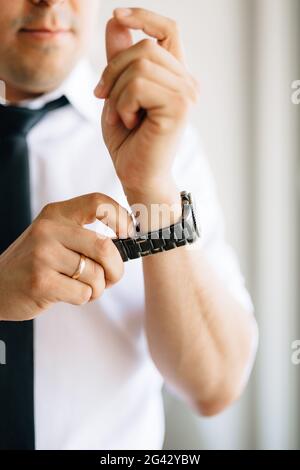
[172,123,254,315]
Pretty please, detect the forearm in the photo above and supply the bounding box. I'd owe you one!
[142,245,258,415]
[126,182,257,415]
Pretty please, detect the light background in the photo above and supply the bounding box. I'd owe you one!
[92,0,300,449]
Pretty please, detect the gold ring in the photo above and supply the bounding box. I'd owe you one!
[71,254,87,280]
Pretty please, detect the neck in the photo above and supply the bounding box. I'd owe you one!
[2,83,44,104]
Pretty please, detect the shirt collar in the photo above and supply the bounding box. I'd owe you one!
[14,59,103,124]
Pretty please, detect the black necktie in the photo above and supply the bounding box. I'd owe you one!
[0,96,69,450]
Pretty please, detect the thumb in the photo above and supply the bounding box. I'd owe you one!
[105,17,133,62]
[39,193,134,238]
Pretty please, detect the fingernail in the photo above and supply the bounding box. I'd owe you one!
[114,8,132,17]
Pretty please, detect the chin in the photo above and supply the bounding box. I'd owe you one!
[12,54,78,94]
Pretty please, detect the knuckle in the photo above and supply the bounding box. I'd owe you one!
[77,285,92,305]
[133,7,143,15]
[39,202,58,218]
[29,267,48,297]
[107,257,124,286]
[89,192,107,215]
[92,262,105,284]
[31,218,52,239]
[90,269,106,301]
[32,242,47,264]
[155,118,173,134]
[113,258,125,283]
[129,76,144,94]
[89,192,105,207]
[95,236,113,258]
[133,58,150,74]
[90,286,104,302]
[140,38,155,54]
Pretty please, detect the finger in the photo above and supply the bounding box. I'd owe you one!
[51,272,93,305]
[95,38,189,99]
[49,246,107,298]
[39,192,134,237]
[54,224,125,284]
[115,78,190,130]
[109,59,198,125]
[70,254,107,298]
[106,16,133,62]
[113,7,185,62]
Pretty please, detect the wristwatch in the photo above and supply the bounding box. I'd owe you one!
[112,191,200,262]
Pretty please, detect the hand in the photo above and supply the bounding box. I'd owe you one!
[94,8,199,203]
[0,193,132,321]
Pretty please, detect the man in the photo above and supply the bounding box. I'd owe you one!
[0,0,258,450]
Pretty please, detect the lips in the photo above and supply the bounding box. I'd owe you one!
[21,27,70,32]
[19,26,72,39]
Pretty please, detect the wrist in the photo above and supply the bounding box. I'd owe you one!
[124,179,182,233]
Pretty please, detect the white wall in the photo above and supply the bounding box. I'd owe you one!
[253,0,300,449]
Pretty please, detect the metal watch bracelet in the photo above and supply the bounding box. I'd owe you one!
[112,191,200,262]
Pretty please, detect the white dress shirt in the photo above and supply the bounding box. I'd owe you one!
[19,60,255,450]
